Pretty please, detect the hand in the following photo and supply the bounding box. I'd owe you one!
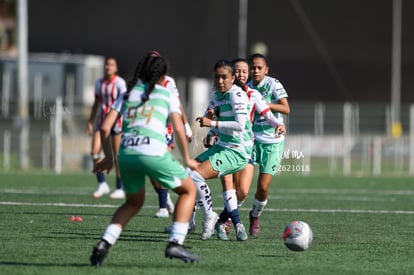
[93,157,113,174]
[203,131,217,148]
[87,122,93,136]
[196,117,213,128]
[185,158,199,171]
[184,122,193,143]
[275,125,286,138]
[206,109,214,120]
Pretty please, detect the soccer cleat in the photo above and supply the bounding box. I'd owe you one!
[224,218,233,235]
[90,239,111,266]
[109,189,125,199]
[166,193,175,215]
[201,212,218,240]
[165,242,200,263]
[93,183,110,198]
[236,223,248,241]
[155,208,169,218]
[215,221,229,241]
[249,210,260,237]
[188,222,197,233]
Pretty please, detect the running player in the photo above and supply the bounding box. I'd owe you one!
[145,50,193,219]
[189,59,252,241]
[87,57,126,199]
[90,54,199,265]
[246,53,290,237]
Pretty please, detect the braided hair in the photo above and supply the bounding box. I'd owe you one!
[123,54,168,101]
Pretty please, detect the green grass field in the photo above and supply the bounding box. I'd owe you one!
[0,171,413,275]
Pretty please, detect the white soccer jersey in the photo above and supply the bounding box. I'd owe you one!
[247,76,288,144]
[204,84,253,159]
[95,75,127,130]
[112,83,181,156]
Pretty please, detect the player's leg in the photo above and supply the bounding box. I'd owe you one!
[216,174,233,240]
[109,132,125,199]
[249,141,284,236]
[235,162,254,207]
[188,158,218,240]
[91,130,109,198]
[151,178,171,218]
[90,155,146,266]
[142,151,199,262]
[221,173,248,241]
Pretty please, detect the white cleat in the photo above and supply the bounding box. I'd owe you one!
[109,189,125,199]
[201,212,218,240]
[155,208,169,218]
[166,193,175,215]
[93,183,110,198]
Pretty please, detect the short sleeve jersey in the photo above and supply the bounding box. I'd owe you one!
[247,76,288,144]
[95,75,127,129]
[111,83,182,156]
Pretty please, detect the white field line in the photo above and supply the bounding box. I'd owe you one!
[0,201,413,215]
[2,188,414,196]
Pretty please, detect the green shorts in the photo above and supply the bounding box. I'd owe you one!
[118,151,188,194]
[196,145,248,177]
[253,141,285,176]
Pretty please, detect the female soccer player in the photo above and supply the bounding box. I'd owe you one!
[90,54,199,265]
[190,59,252,241]
[87,57,126,199]
[246,53,290,237]
[145,50,193,219]
[214,58,286,240]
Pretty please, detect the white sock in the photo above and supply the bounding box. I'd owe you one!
[169,221,188,245]
[223,189,238,213]
[251,197,267,218]
[237,199,246,208]
[189,170,213,217]
[102,224,122,245]
[189,206,196,225]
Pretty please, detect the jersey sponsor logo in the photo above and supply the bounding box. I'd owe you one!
[233,102,245,111]
[121,135,150,148]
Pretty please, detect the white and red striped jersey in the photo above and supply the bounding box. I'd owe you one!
[94,75,127,131]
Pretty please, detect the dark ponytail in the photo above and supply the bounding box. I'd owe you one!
[123,55,168,101]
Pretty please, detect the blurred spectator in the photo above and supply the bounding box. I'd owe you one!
[0,0,16,55]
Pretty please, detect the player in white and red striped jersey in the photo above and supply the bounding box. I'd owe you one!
[87,57,127,199]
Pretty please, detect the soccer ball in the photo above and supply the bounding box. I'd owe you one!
[282,220,313,251]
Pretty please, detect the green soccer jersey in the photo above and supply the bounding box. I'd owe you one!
[248,76,288,144]
[206,84,253,159]
[111,83,182,156]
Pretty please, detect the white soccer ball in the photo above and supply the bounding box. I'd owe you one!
[282,220,313,251]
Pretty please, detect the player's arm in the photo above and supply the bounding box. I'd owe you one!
[87,96,99,135]
[171,111,197,170]
[268,97,290,115]
[253,92,285,127]
[268,82,290,115]
[179,103,193,142]
[93,109,119,174]
[196,93,247,131]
